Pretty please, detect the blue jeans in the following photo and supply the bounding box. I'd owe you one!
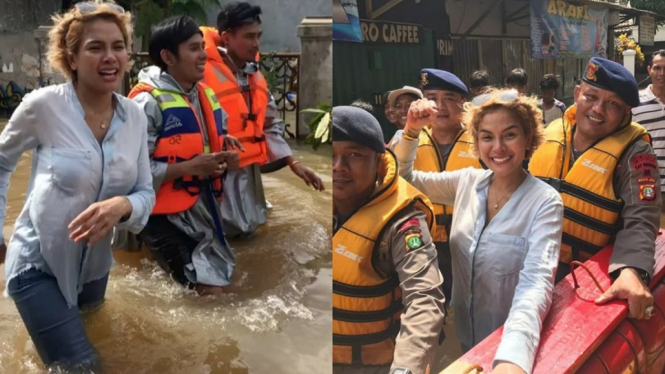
[7,268,108,372]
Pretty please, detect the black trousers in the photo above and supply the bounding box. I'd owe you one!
[140,215,197,286]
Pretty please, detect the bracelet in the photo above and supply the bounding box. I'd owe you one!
[289,160,299,167]
[403,132,419,141]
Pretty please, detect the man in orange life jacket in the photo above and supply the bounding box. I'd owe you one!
[390,69,483,312]
[333,106,445,374]
[529,57,658,320]
[201,2,324,238]
[124,16,241,295]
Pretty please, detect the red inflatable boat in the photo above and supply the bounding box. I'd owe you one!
[440,230,665,374]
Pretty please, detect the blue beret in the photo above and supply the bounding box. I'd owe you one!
[420,68,468,95]
[332,106,386,153]
[582,57,639,107]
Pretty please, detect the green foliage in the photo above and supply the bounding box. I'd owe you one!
[631,0,665,30]
[631,0,665,13]
[259,51,280,93]
[301,103,332,150]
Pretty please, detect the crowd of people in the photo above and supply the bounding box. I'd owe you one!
[0,0,325,371]
[333,55,664,374]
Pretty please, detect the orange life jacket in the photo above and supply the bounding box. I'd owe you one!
[414,127,483,242]
[333,150,435,365]
[128,81,226,215]
[201,26,268,168]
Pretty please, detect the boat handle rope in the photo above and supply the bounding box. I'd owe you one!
[462,364,484,373]
[570,260,606,293]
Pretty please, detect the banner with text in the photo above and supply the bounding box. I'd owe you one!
[530,0,608,59]
[333,0,363,42]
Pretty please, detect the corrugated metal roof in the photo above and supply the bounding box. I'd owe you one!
[577,0,662,18]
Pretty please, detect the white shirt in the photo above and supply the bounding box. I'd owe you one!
[393,137,563,373]
[0,82,155,307]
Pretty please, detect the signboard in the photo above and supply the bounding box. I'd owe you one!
[360,20,423,44]
[639,15,655,47]
[530,0,609,59]
[333,0,363,42]
[357,0,453,70]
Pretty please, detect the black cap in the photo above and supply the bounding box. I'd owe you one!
[582,57,639,107]
[420,68,468,95]
[332,106,386,153]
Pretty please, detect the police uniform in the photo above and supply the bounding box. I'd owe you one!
[333,107,445,374]
[529,57,660,283]
[390,69,483,309]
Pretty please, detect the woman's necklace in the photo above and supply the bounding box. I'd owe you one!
[491,173,525,209]
[493,187,513,209]
[86,110,111,130]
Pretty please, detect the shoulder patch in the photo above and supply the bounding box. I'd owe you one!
[405,233,423,252]
[631,154,658,171]
[399,218,421,232]
[637,175,658,203]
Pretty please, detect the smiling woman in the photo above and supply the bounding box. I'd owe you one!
[0,1,155,372]
[393,91,563,374]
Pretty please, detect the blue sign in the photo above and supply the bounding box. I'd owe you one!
[531,0,608,59]
[333,0,363,42]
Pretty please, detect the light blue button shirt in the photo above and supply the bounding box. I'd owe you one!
[394,136,563,374]
[0,82,155,307]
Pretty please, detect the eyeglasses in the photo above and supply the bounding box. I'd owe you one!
[74,1,125,14]
[471,89,519,107]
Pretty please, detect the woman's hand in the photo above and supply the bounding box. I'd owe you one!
[68,196,133,246]
[405,99,438,138]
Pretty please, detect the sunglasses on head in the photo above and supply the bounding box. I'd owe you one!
[471,89,519,107]
[74,1,125,14]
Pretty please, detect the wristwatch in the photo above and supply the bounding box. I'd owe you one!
[389,368,413,374]
[613,267,651,286]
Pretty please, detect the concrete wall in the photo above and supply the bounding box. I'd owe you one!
[210,0,331,52]
[297,17,332,137]
[0,0,60,89]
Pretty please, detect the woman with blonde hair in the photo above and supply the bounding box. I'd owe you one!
[393,89,563,374]
[0,1,154,370]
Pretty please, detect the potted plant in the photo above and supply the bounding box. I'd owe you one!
[301,103,332,150]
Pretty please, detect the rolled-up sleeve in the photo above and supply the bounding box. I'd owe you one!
[392,135,465,206]
[0,97,40,242]
[493,194,563,373]
[115,115,155,233]
[264,92,292,162]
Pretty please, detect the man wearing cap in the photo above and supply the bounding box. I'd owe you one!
[390,69,483,310]
[530,57,658,320]
[332,106,445,374]
[388,86,423,131]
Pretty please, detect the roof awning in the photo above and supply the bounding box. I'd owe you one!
[573,0,664,21]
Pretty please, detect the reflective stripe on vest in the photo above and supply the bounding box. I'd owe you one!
[529,106,650,263]
[128,82,226,215]
[201,26,268,168]
[413,127,483,242]
[333,150,435,366]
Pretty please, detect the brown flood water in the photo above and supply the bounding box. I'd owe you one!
[0,121,332,374]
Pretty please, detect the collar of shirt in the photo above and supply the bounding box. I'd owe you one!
[641,84,661,104]
[158,70,199,101]
[64,81,128,123]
